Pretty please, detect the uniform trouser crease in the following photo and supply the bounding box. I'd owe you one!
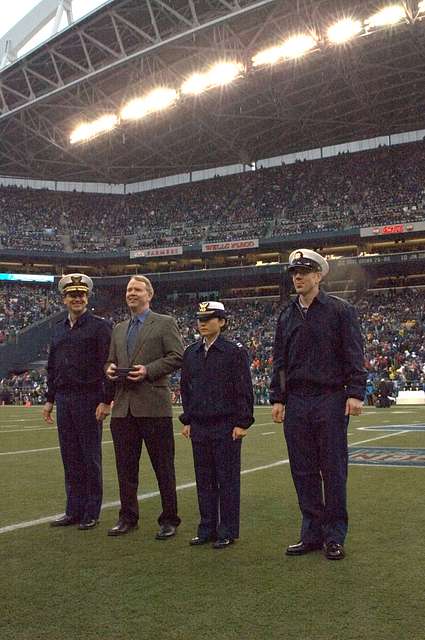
[56,391,103,521]
[191,429,242,540]
[284,390,349,545]
[110,415,180,527]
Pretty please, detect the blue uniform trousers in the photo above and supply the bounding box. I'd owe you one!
[191,424,242,540]
[284,390,349,545]
[55,390,103,521]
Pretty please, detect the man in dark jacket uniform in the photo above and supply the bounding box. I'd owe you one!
[43,273,113,530]
[270,249,366,560]
[180,301,254,549]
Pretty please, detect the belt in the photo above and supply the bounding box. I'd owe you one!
[287,382,344,396]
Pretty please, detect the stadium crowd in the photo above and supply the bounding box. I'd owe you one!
[1,141,425,253]
[2,287,425,406]
[0,284,62,343]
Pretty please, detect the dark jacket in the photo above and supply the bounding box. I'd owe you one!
[270,290,366,405]
[180,335,254,428]
[46,311,113,403]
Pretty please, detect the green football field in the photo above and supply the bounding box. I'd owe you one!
[1,405,424,640]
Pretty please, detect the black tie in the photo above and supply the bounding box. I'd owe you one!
[127,318,140,359]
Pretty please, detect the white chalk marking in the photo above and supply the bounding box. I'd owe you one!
[0,429,413,535]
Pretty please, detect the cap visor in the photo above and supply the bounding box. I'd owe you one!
[63,286,89,293]
[288,265,316,273]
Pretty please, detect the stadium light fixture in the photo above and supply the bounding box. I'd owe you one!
[252,34,317,67]
[252,45,287,67]
[366,4,407,28]
[327,18,363,44]
[120,87,178,121]
[70,114,118,144]
[281,34,317,59]
[181,62,244,95]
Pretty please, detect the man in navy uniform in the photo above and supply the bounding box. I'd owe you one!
[180,301,254,549]
[43,273,113,530]
[270,249,366,560]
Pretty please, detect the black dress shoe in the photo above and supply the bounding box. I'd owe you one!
[107,520,138,536]
[50,515,79,527]
[155,524,176,540]
[324,541,345,560]
[285,540,323,556]
[212,538,234,549]
[189,535,216,546]
[78,519,99,530]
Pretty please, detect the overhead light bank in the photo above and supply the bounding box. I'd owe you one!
[181,61,244,95]
[69,3,425,144]
[120,87,178,121]
[70,114,118,144]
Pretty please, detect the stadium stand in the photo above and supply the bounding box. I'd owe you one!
[2,289,424,406]
[0,284,62,342]
[1,141,425,253]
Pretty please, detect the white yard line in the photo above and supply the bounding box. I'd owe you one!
[347,431,410,446]
[0,428,413,535]
[0,428,56,434]
[0,418,45,423]
[0,440,114,456]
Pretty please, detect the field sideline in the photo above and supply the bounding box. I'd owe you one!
[1,405,423,640]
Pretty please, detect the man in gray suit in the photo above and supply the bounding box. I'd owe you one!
[106,275,184,538]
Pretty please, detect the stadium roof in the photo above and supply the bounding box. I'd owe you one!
[0,0,425,184]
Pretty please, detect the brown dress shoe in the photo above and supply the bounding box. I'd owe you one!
[50,515,79,527]
[107,520,138,536]
[78,519,99,530]
[285,541,323,556]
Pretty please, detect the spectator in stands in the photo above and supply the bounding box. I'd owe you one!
[3,285,425,408]
[0,284,62,340]
[1,140,425,252]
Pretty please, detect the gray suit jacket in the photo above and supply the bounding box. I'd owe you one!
[107,310,184,418]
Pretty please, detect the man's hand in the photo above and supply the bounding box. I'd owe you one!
[232,427,248,440]
[345,397,363,416]
[181,425,191,439]
[96,402,111,421]
[106,363,118,380]
[272,403,285,423]
[126,364,147,382]
[43,402,54,424]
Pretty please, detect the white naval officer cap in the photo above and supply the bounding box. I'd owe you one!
[288,248,329,277]
[58,273,93,295]
[196,301,226,321]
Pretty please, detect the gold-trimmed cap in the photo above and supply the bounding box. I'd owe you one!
[58,273,93,295]
[196,301,226,321]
